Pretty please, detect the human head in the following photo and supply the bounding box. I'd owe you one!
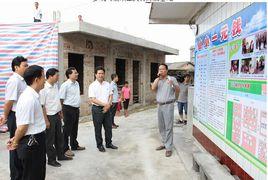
[111,73,118,82]
[95,66,105,82]
[65,67,78,81]
[78,15,83,21]
[124,81,129,87]
[46,68,59,84]
[158,63,168,77]
[184,74,191,83]
[34,2,39,8]
[11,56,28,76]
[23,65,45,92]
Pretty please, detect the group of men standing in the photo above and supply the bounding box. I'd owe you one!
[0,56,120,180]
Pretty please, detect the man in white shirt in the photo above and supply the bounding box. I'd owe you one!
[40,68,72,167]
[0,56,28,180]
[7,65,46,180]
[88,66,118,152]
[33,2,42,22]
[60,67,85,157]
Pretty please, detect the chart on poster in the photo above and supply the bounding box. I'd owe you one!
[193,2,267,176]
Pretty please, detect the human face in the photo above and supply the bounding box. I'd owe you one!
[95,70,105,82]
[158,65,168,77]
[37,71,46,91]
[114,76,119,83]
[69,70,79,81]
[50,72,59,84]
[16,61,29,76]
[35,2,39,8]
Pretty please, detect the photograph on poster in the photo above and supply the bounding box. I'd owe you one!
[252,55,265,74]
[242,35,255,54]
[230,59,239,74]
[255,30,267,51]
[241,58,252,74]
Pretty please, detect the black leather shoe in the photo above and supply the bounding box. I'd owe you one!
[106,144,118,149]
[48,161,61,167]
[58,155,73,161]
[98,146,106,152]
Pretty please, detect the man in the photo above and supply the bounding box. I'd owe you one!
[0,56,28,180]
[40,68,72,167]
[151,63,179,157]
[88,66,118,152]
[110,74,119,129]
[78,15,83,22]
[60,67,85,157]
[176,74,191,125]
[7,65,46,180]
[33,2,42,22]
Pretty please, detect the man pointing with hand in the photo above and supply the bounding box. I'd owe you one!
[151,63,179,157]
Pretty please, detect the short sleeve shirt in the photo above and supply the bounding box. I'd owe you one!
[156,76,179,103]
[177,83,189,103]
[88,80,113,106]
[16,86,46,135]
[5,73,27,112]
[110,81,119,103]
[59,79,80,108]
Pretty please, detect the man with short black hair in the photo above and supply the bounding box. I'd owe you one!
[7,65,46,180]
[151,63,179,157]
[40,68,72,167]
[110,73,119,128]
[33,2,42,22]
[88,66,118,152]
[60,67,85,158]
[0,56,28,180]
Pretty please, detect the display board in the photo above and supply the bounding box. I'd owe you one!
[194,3,267,178]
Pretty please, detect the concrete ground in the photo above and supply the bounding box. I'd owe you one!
[0,105,204,180]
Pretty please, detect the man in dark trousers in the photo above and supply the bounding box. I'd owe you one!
[40,68,72,167]
[7,65,46,180]
[60,67,85,157]
[110,73,119,128]
[88,66,118,152]
[0,56,28,180]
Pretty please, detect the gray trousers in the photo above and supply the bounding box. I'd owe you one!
[157,103,174,151]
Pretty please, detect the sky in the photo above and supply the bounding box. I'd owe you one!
[0,0,196,62]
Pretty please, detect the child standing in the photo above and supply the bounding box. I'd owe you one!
[121,81,131,117]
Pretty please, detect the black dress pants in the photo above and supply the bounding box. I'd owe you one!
[91,105,112,148]
[62,105,79,151]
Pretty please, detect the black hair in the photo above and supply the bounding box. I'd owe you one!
[11,56,28,72]
[111,73,118,80]
[124,81,129,84]
[65,67,76,79]
[46,68,59,79]
[159,63,168,70]
[23,65,44,86]
[95,66,105,74]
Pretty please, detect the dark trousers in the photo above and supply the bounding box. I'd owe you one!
[46,113,64,162]
[62,105,79,151]
[7,111,23,180]
[33,18,41,22]
[92,105,112,148]
[17,132,46,180]
[110,103,118,125]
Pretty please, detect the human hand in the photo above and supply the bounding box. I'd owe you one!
[45,120,50,129]
[7,137,17,151]
[0,116,7,126]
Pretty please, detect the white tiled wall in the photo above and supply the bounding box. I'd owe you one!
[196,2,252,36]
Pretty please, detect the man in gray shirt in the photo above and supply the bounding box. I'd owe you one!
[151,63,179,157]
[176,74,191,125]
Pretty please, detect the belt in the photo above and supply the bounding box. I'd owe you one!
[158,100,175,106]
[93,105,104,108]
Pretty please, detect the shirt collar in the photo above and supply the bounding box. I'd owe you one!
[14,72,24,81]
[95,79,105,85]
[45,81,53,88]
[67,79,76,84]
[27,86,39,98]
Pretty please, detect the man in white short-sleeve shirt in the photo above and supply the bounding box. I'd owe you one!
[88,66,118,152]
[40,68,72,167]
[59,67,85,157]
[33,2,42,22]
[0,56,28,180]
[7,65,46,180]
